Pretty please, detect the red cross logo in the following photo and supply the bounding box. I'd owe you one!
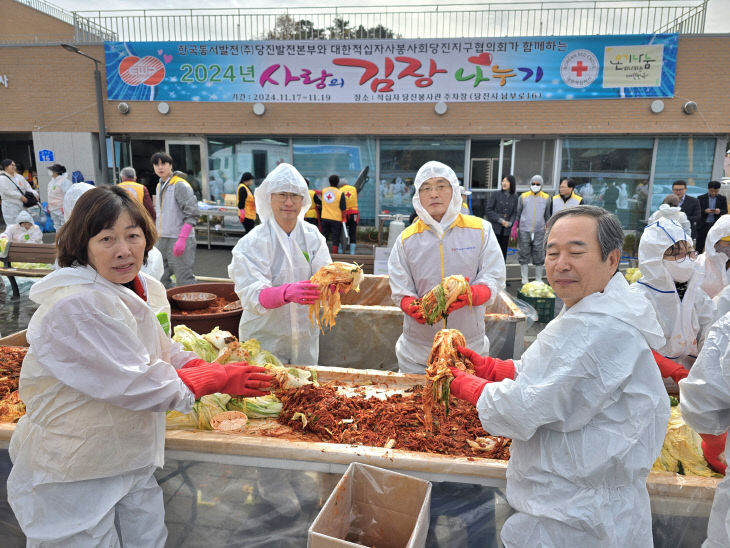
[571,61,588,77]
[325,191,334,202]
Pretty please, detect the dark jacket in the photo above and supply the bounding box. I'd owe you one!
[680,195,702,238]
[698,193,728,225]
[485,190,518,236]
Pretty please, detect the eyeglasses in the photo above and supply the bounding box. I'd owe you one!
[663,249,698,263]
[272,192,303,202]
[419,183,451,194]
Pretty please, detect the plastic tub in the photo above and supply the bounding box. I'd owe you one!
[167,282,241,335]
[318,275,526,370]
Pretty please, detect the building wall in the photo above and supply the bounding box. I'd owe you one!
[2,0,75,43]
[32,131,99,200]
[0,33,729,137]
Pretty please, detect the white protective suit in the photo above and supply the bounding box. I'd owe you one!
[62,182,95,221]
[697,214,730,299]
[0,171,38,225]
[631,219,715,368]
[0,210,42,243]
[679,310,730,548]
[716,285,730,322]
[7,266,196,547]
[388,161,505,373]
[228,163,331,365]
[47,172,72,228]
[477,273,669,547]
[647,204,692,235]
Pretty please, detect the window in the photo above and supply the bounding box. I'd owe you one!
[293,138,377,225]
[379,138,466,217]
[562,137,653,229]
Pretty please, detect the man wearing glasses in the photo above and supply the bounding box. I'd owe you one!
[228,163,330,365]
[388,161,505,374]
[631,218,715,389]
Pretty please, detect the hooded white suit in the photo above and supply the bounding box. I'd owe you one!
[696,214,730,299]
[680,310,730,548]
[387,161,505,373]
[228,163,331,365]
[631,219,715,368]
[0,210,42,243]
[7,266,196,546]
[478,273,669,547]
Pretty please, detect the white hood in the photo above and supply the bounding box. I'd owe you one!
[411,161,463,238]
[637,218,693,291]
[699,214,730,298]
[253,163,311,225]
[63,182,95,220]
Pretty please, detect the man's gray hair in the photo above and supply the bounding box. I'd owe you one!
[545,205,624,261]
[120,166,136,180]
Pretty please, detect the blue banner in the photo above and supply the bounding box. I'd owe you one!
[104,34,677,103]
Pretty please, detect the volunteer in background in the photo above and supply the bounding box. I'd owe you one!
[303,178,319,227]
[237,171,257,235]
[516,174,550,284]
[228,163,331,365]
[451,205,669,547]
[459,186,472,214]
[339,177,359,254]
[7,186,271,547]
[647,193,693,235]
[119,166,156,221]
[314,174,346,254]
[0,210,42,243]
[47,164,72,229]
[697,214,730,300]
[388,161,505,374]
[0,158,38,225]
[680,309,730,546]
[631,219,715,385]
[485,175,518,260]
[152,152,199,287]
[550,177,582,217]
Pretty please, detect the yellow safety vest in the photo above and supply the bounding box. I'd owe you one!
[340,184,358,215]
[119,180,145,204]
[305,189,318,219]
[237,183,256,220]
[320,186,343,222]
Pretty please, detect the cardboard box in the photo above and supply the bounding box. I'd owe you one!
[308,462,431,548]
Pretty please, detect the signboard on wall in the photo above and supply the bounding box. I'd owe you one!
[104,34,677,104]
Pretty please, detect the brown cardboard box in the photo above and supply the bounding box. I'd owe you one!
[308,462,431,548]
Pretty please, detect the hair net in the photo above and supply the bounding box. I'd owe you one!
[412,161,463,238]
[530,174,544,185]
[63,183,95,220]
[15,211,34,225]
[638,218,692,291]
[253,163,311,225]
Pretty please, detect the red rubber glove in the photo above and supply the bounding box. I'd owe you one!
[448,367,489,406]
[173,223,194,257]
[259,281,320,308]
[221,363,272,397]
[700,433,727,475]
[181,358,209,369]
[456,346,515,381]
[652,351,689,384]
[177,363,228,399]
[447,284,492,313]
[400,296,426,324]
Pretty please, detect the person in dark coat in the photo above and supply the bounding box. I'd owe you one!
[486,175,518,259]
[697,181,728,253]
[673,180,702,240]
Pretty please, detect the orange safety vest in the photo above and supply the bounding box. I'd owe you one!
[305,189,318,219]
[237,183,256,221]
[340,184,358,215]
[320,186,343,222]
[119,180,146,204]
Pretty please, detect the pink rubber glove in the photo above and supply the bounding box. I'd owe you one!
[448,367,489,406]
[456,346,515,381]
[173,223,194,257]
[259,281,320,309]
